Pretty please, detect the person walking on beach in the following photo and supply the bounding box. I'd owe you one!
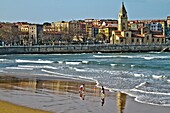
[100,86,105,106]
[79,84,85,100]
[101,86,105,94]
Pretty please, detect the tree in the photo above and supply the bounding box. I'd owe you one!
[95,33,107,43]
[0,24,20,46]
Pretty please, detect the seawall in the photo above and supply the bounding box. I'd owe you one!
[0,44,169,54]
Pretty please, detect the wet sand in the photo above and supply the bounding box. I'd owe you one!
[0,74,170,113]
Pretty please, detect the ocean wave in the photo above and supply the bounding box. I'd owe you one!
[93,55,116,58]
[123,90,170,106]
[152,75,166,79]
[167,79,170,83]
[133,74,145,77]
[40,69,96,82]
[135,82,148,88]
[58,61,64,64]
[93,53,170,61]
[148,51,161,54]
[18,65,58,70]
[74,68,86,72]
[134,98,170,107]
[6,67,33,70]
[41,69,73,77]
[110,64,117,67]
[0,59,7,62]
[131,88,170,96]
[143,56,170,60]
[65,61,81,65]
[143,57,154,60]
[78,76,98,83]
[82,61,89,64]
[16,59,54,64]
[0,70,4,72]
[0,59,14,63]
[121,55,170,60]
[131,65,135,68]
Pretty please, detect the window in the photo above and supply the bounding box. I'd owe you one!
[162,39,164,43]
[147,36,149,40]
[132,39,134,43]
[152,39,154,42]
[120,39,124,42]
[142,39,144,43]
[137,39,139,42]
[157,38,159,42]
[126,33,129,37]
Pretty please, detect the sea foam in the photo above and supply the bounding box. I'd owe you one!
[65,62,81,65]
[16,59,53,64]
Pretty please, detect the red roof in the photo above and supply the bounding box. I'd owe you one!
[116,34,125,38]
[153,35,165,38]
[134,34,144,38]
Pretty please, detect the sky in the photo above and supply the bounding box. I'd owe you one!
[0,0,170,23]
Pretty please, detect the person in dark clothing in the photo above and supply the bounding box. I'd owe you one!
[100,86,105,106]
[101,86,105,94]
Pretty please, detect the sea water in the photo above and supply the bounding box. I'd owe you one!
[0,52,170,106]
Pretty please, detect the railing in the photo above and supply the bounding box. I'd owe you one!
[0,44,169,54]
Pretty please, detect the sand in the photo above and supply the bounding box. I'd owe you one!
[0,100,52,113]
[0,74,170,113]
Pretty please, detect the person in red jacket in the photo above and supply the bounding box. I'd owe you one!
[79,84,85,100]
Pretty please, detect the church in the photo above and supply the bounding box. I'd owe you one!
[110,2,165,45]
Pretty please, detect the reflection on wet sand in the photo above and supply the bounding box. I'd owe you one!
[0,76,129,113]
[0,76,100,96]
[117,92,127,113]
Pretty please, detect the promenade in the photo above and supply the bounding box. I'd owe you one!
[0,44,169,54]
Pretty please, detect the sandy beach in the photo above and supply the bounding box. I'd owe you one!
[0,100,51,113]
[0,74,170,113]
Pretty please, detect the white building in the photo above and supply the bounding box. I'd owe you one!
[150,22,162,32]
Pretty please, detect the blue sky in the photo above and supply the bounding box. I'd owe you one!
[0,0,169,23]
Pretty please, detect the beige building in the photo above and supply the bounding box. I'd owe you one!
[167,16,170,27]
[69,20,87,42]
[16,22,29,45]
[29,24,37,45]
[52,21,69,33]
[110,2,165,45]
[43,23,55,32]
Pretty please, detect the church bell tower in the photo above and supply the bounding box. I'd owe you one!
[118,2,128,31]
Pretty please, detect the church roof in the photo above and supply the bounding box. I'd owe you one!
[119,2,127,14]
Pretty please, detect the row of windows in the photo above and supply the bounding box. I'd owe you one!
[131,38,164,43]
[150,26,162,28]
[30,27,36,29]
[120,38,164,43]
[151,29,162,31]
